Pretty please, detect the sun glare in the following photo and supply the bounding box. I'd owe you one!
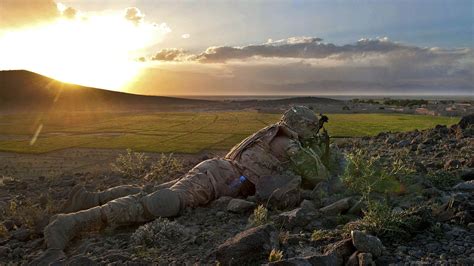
[0,9,169,91]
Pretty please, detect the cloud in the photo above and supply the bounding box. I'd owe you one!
[181,33,191,39]
[138,37,473,95]
[152,48,190,61]
[124,7,144,25]
[0,0,60,28]
[193,36,432,63]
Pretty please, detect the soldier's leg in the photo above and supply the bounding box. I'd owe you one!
[61,185,143,213]
[169,158,242,208]
[44,189,181,251]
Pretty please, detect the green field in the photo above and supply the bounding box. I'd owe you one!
[0,112,459,154]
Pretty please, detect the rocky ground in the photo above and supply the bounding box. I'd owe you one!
[0,115,473,265]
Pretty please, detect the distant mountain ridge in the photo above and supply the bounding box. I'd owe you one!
[0,70,213,111]
[0,70,343,112]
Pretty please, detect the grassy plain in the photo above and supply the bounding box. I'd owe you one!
[0,112,459,154]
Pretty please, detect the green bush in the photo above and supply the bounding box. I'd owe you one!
[344,201,431,241]
[342,150,411,202]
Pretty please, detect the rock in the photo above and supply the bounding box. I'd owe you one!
[256,175,297,200]
[323,238,355,266]
[268,253,337,266]
[384,137,396,144]
[319,197,351,215]
[452,180,474,192]
[255,175,302,209]
[444,159,461,170]
[276,204,318,229]
[11,228,31,242]
[211,196,233,209]
[345,251,359,266]
[227,199,256,213]
[460,169,474,181]
[67,255,98,266]
[347,198,365,216]
[468,223,474,230]
[396,140,410,148]
[216,224,278,265]
[351,230,384,257]
[358,252,374,266]
[246,195,257,202]
[300,199,316,210]
[3,220,15,231]
[101,251,130,262]
[458,114,474,129]
[34,216,50,235]
[0,246,10,258]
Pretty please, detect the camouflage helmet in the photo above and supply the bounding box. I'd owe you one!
[280,106,320,138]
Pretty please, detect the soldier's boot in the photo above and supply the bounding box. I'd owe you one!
[61,185,143,213]
[42,189,181,252]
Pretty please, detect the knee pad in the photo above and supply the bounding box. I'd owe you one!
[141,189,181,218]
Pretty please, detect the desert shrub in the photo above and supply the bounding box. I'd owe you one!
[145,153,184,182]
[131,218,189,247]
[311,229,338,241]
[426,171,461,190]
[342,150,411,202]
[311,229,326,241]
[250,205,268,227]
[344,201,431,241]
[111,148,149,178]
[1,200,45,230]
[268,249,283,262]
[0,224,9,238]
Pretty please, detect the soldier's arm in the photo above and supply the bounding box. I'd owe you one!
[302,129,330,167]
[286,140,329,186]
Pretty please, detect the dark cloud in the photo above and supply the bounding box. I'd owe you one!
[0,0,59,28]
[194,37,426,62]
[152,48,188,61]
[143,37,473,95]
[124,7,144,25]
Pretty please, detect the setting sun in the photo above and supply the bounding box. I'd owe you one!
[0,6,170,90]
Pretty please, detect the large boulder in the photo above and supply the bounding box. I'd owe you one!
[350,230,384,257]
[216,224,279,265]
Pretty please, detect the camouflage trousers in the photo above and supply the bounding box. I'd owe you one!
[73,159,243,227]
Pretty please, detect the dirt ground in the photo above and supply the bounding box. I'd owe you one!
[0,148,225,179]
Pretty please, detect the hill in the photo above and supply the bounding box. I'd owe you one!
[0,70,213,112]
[0,70,346,113]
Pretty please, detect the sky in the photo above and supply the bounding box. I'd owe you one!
[0,0,473,96]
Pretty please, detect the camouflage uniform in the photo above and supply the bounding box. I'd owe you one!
[39,106,331,262]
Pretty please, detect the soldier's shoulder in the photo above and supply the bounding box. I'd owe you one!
[225,123,282,159]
